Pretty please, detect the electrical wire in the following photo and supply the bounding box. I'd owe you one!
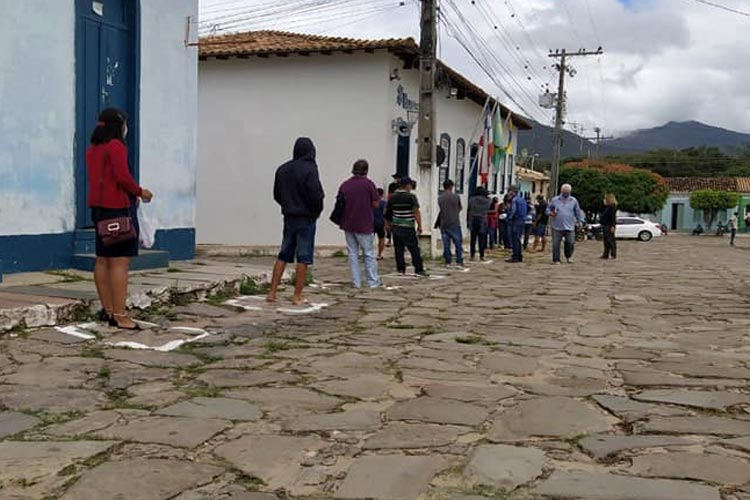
[687,0,750,18]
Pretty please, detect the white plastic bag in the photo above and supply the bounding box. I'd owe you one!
[138,204,158,249]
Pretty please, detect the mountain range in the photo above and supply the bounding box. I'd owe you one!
[517,120,750,162]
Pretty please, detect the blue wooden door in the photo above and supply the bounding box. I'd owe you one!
[75,0,138,228]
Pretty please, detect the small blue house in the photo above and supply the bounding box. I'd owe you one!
[0,0,199,281]
[656,177,750,232]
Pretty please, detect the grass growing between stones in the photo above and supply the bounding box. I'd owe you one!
[183,384,222,399]
[45,270,88,283]
[80,345,104,358]
[450,485,516,499]
[179,343,221,364]
[239,276,271,296]
[23,410,84,427]
[206,287,239,307]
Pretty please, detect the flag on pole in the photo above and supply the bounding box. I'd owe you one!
[504,111,514,154]
[478,105,493,185]
[492,107,504,173]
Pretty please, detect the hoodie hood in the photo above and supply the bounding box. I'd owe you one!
[293,137,316,161]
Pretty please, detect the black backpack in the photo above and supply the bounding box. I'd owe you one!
[330,192,345,226]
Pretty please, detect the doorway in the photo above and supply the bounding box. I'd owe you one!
[670,203,684,230]
[75,0,139,228]
[396,135,410,179]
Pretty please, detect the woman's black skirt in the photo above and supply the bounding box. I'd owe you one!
[91,207,139,258]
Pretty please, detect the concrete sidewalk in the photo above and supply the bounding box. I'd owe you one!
[0,259,274,332]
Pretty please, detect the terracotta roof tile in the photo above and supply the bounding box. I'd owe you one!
[200,30,417,57]
[664,177,750,192]
[199,30,532,130]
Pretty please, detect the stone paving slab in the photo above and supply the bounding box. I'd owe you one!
[334,455,448,500]
[215,435,326,490]
[0,411,40,438]
[93,416,232,448]
[536,470,721,500]
[630,451,750,485]
[387,397,489,426]
[465,444,547,489]
[640,416,750,436]
[156,397,263,421]
[61,458,224,500]
[632,389,750,410]
[579,435,695,460]
[363,423,463,450]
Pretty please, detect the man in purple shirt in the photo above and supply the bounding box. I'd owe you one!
[336,159,381,288]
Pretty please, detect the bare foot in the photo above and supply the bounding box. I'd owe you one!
[292,296,310,306]
[266,294,277,303]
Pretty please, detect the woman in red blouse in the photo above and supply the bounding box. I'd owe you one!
[87,108,153,330]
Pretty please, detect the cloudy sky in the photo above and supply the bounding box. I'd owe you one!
[200,0,750,136]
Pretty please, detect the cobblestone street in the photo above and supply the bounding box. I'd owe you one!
[2,235,750,500]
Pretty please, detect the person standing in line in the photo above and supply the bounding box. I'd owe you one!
[467,186,490,261]
[487,197,500,250]
[600,193,618,259]
[529,195,548,253]
[502,192,513,250]
[385,174,401,247]
[744,212,750,234]
[87,108,154,330]
[385,178,428,276]
[505,185,527,263]
[438,179,464,268]
[267,137,325,305]
[523,194,536,250]
[729,211,739,246]
[374,188,387,260]
[336,159,381,289]
[546,183,585,265]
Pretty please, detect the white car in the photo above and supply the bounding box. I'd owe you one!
[615,217,663,241]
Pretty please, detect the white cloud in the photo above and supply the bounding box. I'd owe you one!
[200,0,750,134]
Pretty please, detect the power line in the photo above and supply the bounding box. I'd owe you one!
[688,0,750,18]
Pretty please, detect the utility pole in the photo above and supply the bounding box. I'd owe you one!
[418,0,437,255]
[583,127,615,160]
[547,47,603,201]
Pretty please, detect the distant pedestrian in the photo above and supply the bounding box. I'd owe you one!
[487,197,499,249]
[501,192,513,249]
[438,179,464,267]
[505,185,527,263]
[336,160,381,289]
[374,188,387,260]
[385,178,428,276]
[267,137,325,305]
[600,193,618,259]
[744,213,750,234]
[523,194,535,250]
[546,184,585,265]
[529,195,548,253]
[467,186,490,261]
[729,211,739,246]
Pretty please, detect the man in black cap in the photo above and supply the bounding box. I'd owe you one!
[385,177,428,276]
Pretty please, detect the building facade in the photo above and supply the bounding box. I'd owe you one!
[516,167,550,200]
[197,31,531,248]
[0,0,198,279]
[656,177,750,231]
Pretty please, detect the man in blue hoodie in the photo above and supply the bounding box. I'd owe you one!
[505,185,527,263]
[267,138,325,305]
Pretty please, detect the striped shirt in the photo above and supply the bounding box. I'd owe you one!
[386,190,420,228]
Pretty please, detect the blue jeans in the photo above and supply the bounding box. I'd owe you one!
[488,225,498,249]
[469,217,487,259]
[509,223,524,261]
[279,216,316,264]
[441,226,464,265]
[345,232,380,288]
[552,229,576,263]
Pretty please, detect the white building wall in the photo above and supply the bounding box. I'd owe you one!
[0,1,76,235]
[197,52,393,246]
[139,0,199,230]
[0,0,198,237]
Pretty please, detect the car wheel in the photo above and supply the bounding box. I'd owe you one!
[638,230,653,242]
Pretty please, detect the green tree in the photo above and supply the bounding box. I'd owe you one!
[560,161,669,220]
[689,189,739,229]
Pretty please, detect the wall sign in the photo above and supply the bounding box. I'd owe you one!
[396,85,418,111]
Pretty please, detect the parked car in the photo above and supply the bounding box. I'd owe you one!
[615,217,663,241]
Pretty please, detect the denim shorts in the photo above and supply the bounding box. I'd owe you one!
[278,216,316,265]
[534,224,547,237]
